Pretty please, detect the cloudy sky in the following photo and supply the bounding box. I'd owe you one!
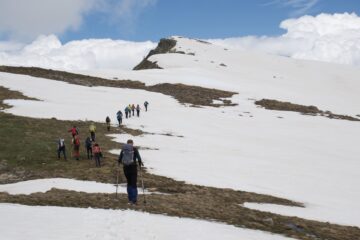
[0,0,359,70]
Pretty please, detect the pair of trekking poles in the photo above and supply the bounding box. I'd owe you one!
[115,164,146,205]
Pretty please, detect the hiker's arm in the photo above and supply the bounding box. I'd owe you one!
[134,148,144,166]
[118,150,123,164]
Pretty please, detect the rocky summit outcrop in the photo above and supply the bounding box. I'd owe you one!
[133,38,177,70]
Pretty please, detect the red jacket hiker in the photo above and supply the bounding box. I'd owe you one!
[93,143,102,167]
[68,127,78,137]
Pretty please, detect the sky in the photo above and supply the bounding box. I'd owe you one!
[0,0,359,70]
[0,0,359,42]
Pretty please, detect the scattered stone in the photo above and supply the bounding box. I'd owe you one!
[219,63,227,67]
[263,217,274,226]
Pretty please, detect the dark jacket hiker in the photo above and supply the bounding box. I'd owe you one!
[85,137,92,160]
[118,139,144,204]
[57,138,67,160]
[106,116,111,131]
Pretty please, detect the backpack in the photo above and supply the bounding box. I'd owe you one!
[59,139,65,147]
[74,138,80,146]
[122,144,134,166]
[106,117,110,123]
[93,145,101,154]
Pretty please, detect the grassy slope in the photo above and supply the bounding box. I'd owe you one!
[0,86,359,240]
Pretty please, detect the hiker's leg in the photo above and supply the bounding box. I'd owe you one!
[57,149,61,159]
[63,148,67,160]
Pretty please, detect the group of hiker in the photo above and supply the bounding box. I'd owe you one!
[56,101,149,204]
[57,124,103,167]
[111,101,149,127]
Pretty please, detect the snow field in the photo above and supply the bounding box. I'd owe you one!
[0,203,296,240]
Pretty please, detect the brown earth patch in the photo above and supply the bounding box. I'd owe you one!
[0,65,237,107]
[255,99,360,122]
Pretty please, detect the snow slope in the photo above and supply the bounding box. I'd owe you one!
[82,37,360,116]
[0,178,153,195]
[0,204,295,240]
[0,37,359,227]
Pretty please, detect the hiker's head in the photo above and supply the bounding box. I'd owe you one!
[127,139,134,145]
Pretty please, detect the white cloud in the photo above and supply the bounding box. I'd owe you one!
[0,0,96,40]
[0,35,156,71]
[0,0,157,41]
[209,13,360,66]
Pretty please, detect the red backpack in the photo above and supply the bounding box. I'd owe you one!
[93,145,101,154]
[74,138,80,146]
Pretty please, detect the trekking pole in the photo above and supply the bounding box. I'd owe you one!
[139,166,146,205]
[115,165,120,199]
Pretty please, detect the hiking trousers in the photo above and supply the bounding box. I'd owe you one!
[90,131,96,141]
[58,146,67,160]
[94,153,101,167]
[86,147,92,160]
[123,165,138,203]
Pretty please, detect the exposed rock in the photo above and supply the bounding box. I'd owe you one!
[133,38,177,70]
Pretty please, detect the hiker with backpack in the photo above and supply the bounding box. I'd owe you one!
[106,116,111,131]
[118,139,144,205]
[144,101,149,112]
[116,110,123,125]
[85,136,93,160]
[68,126,78,139]
[73,135,81,160]
[125,107,129,119]
[136,104,141,117]
[93,143,102,167]
[57,138,67,160]
[89,123,96,141]
[131,104,135,116]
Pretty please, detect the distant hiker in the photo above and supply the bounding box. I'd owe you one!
[136,104,141,117]
[128,105,132,118]
[68,126,78,139]
[116,110,123,125]
[93,143,102,167]
[144,101,149,112]
[131,104,135,116]
[106,116,111,131]
[57,138,67,160]
[85,137,93,160]
[118,139,144,205]
[89,123,96,141]
[125,107,130,119]
[73,135,80,160]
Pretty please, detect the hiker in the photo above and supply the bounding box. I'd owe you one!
[68,125,78,139]
[125,106,129,119]
[144,101,149,112]
[118,139,144,204]
[128,105,132,118]
[93,143,102,167]
[73,135,80,160]
[131,104,135,116]
[85,136,93,160]
[89,123,96,141]
[106,116,111,131]
[116,110,123,125]
[136,104,141,117]
[57,138,67,160]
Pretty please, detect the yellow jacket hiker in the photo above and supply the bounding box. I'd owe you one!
[89,123,96,141]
